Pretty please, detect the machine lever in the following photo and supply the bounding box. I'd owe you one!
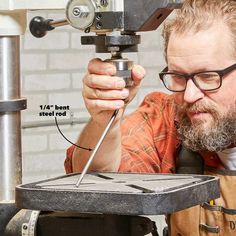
[29,16,68,38]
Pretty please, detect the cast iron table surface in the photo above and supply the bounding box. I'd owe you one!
[16,172,219,215]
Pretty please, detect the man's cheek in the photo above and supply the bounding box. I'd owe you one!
[175,93,184,105]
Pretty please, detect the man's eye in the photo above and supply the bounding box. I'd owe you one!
[196,73,218,80]
[171,74,184,80]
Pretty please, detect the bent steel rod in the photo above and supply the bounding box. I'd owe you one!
[75,109,119,187]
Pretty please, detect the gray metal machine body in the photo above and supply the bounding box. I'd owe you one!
[67,0,182,53]
[31,0,182,53]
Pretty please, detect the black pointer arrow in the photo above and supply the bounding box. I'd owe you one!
[55,117,92,151]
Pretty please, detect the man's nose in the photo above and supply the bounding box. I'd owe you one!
[183,79,204,103]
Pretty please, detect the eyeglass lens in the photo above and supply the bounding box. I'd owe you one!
[162,72,221,91]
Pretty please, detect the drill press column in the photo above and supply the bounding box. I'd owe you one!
[0,2,66,234]
[0,9,26,235]
[0,10,26,201]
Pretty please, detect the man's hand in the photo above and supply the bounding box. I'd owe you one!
[72,58,145,172]
[82,58,146,124]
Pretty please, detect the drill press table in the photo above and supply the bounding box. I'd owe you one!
[16,172,219,215]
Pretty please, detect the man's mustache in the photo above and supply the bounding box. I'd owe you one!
[179,101,218,116]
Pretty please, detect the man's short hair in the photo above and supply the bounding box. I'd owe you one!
[163,0,236,59]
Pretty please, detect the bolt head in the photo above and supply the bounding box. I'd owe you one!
[73,7,81,16]
[72,5,90,18]
[100,0,108,7]
[23,224,28,230]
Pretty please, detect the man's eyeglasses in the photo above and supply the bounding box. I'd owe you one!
[159,63,236,92]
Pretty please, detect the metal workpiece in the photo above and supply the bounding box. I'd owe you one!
[0,36,23,201]
[105,57,134,87]
[16,173,220,215]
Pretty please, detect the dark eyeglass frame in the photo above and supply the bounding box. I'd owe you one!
[159,63,236,92]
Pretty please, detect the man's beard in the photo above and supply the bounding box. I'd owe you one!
[176,102,236,152]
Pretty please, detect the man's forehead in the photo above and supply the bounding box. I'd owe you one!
[166,23,235,71]
[168,24,229,51]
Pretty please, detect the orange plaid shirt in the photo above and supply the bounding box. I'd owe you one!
[65,92,222,174]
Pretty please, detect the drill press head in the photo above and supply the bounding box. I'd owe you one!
[66,0,183,53]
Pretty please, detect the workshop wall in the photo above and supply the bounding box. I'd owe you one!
[21,10,167,183]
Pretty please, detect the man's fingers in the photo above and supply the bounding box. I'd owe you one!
[88,58,116,75]
[84,74,126,90]
[88,59,145,80]
[132,64,146,82]
[83,60,145,117]
[84,86,130,100]
[84,98,125,111]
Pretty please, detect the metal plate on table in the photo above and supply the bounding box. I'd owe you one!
[16,172,219,215]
